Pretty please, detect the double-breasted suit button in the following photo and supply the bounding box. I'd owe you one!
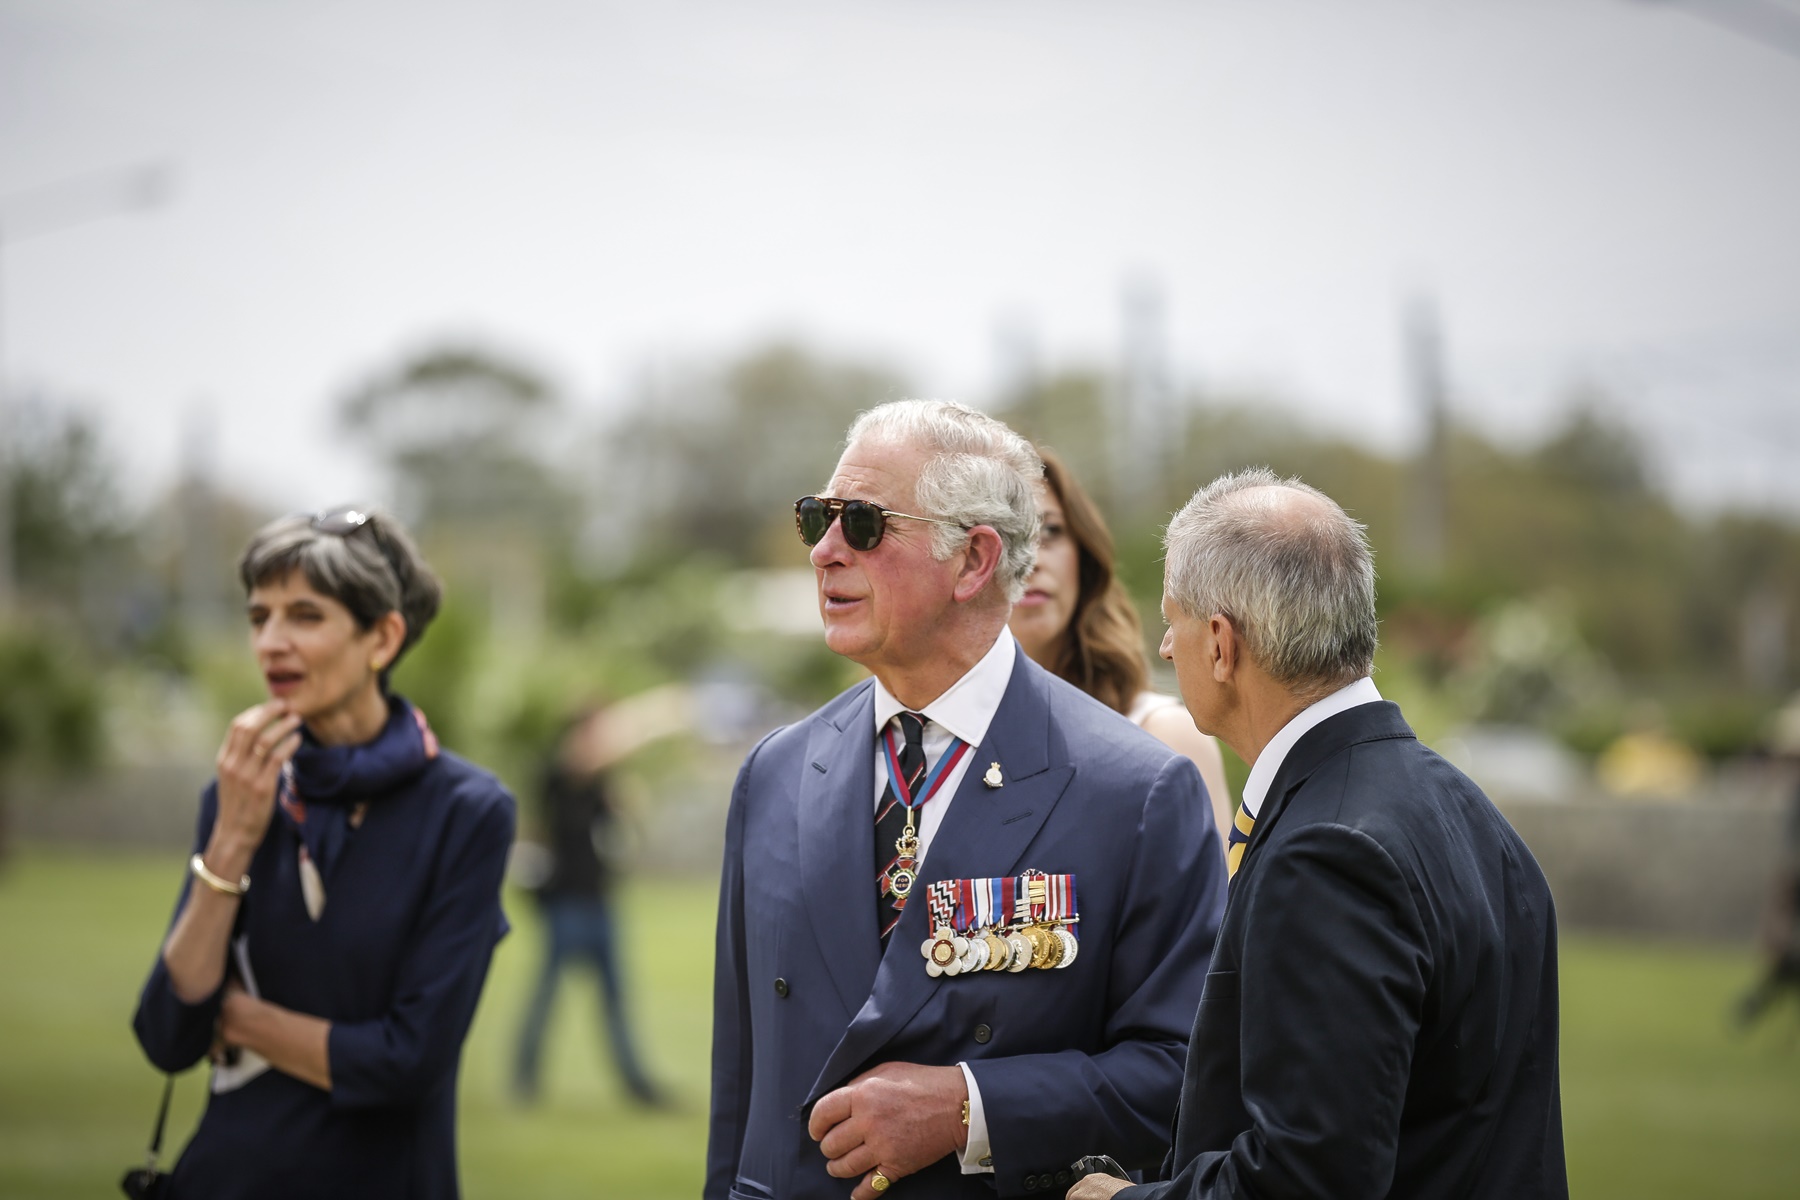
[973,1023,992,1043]
[773,977,789,997]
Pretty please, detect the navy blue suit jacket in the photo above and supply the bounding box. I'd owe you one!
[707,652,1227,1200]
[1122,702,1567,1200]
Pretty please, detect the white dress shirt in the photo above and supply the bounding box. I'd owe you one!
[1239,676,1384,820]
[868,629,1015,1174]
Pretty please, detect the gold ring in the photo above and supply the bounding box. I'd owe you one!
[869,1170,892,1192]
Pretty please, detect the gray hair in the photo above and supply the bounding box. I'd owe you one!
[239,508,443,678]
[845,399,1043,602]
[1163,467,1378,693]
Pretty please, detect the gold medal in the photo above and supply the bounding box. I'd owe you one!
[982,931,1011,970]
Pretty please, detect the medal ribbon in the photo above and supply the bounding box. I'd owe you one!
[882,728,972,818]
[1046,873,1078,939]
[1021,869,1047,923]
[956,877,978,933]
[926,880,957,928]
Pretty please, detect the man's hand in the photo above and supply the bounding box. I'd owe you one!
[808,1061,968,1200]
[1066,1173,1135,1200]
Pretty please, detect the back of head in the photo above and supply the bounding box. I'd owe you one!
[238,507,443,679]
[846,399,1044,602]
[1164,467,1377,698]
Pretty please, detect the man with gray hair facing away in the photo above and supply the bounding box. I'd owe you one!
[709,400,1226,1200]
[1071,468,1566,1200]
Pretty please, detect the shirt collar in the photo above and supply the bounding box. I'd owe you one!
[872,631,1016,748]
[1240,676,1383,819]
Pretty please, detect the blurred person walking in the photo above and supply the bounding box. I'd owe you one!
[1008,448,1234,842]
[513,690,690,1107]
[1071,468,1566,1200]
[133,508,514,1200]
[709,401,1225,1200]
[1733,694,1800,1030]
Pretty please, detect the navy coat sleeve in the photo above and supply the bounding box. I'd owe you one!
[1123,822,1430,1200]
[705,731,774,1200]
[973,755,1226,1190]
[329,779,515,1108]
[133,783,233,1073]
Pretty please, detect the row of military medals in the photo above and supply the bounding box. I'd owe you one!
[921,870,1079,977]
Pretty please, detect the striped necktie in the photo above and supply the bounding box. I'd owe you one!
[1225,806,1255,878]
[875,712,928,939]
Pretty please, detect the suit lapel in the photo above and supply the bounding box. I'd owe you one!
[795,684,884,1022]
[805,658,1075,1105]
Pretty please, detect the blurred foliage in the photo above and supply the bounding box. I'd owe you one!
[7,340,1799,786]
[603,342,910,563]
[0,622,104,774]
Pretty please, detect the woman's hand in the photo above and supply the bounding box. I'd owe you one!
[207,701,303,875]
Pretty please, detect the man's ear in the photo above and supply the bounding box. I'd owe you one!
[1210,614,1239,683]
[952,526,1005,604]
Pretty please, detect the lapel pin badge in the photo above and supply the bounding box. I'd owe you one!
[983,762,1004,788]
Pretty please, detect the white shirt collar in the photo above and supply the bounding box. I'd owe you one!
[871,630,1016,748]
[1240,676,1383,819]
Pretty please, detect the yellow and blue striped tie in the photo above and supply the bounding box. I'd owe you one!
[1225,807,1255,878]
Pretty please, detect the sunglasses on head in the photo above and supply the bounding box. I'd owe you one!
[311,508,373,537]
[794,495,963,552]
[311,507,406,583]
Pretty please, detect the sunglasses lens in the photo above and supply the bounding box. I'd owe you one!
[795,497,832,545]
[840,501,886,551]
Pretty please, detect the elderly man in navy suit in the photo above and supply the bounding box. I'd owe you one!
[1071,468,1567,1200]
[707,400,1226,1200]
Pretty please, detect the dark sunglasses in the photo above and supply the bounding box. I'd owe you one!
[794,495,963,552]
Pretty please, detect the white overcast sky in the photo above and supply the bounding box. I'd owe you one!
[3,0,1798,514]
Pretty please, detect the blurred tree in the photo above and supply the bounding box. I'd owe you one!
[0,619,104,860]
[602,342,909,566]
[339,344,571,533]
[5,394,133,626]
[340,344,579,640]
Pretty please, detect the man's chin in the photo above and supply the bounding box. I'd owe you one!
[821,624,875,664]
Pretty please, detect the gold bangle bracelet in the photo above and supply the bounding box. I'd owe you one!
[190,853,251,897]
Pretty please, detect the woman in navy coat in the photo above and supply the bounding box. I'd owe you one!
[134,508,515,1200]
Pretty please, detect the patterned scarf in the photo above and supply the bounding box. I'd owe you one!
[276,696,439,919]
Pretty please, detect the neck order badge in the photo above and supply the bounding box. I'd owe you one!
[875,714,970,938]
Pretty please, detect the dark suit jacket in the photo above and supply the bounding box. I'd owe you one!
[1122,701,1567,1200]
[707,653,1227,1200]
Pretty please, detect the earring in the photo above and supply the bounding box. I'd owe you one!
[370,658,384,672]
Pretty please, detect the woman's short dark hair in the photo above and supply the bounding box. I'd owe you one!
[238,508,442,677]
[1038,448,1148,716]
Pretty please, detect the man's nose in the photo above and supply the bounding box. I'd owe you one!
[1159,628,1175,661]
[809,515,853,569]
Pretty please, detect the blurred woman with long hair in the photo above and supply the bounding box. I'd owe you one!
[134,508,513,1199]
[1010,450,1235,841]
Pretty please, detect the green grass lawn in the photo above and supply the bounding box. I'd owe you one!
[2,845,1798,1198]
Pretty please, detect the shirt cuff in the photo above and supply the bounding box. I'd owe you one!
[956,1062,995,1174]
